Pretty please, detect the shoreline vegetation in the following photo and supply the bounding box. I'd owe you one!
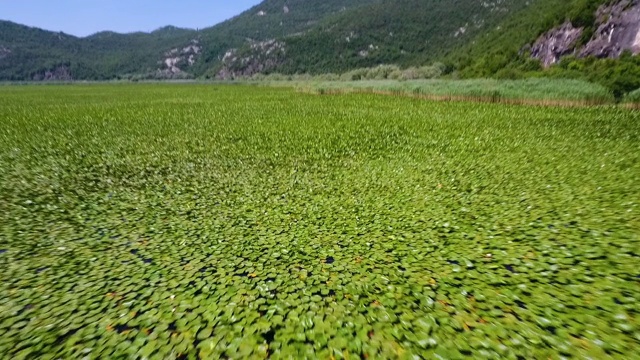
[286,79,615,108]
[3,76,640,108]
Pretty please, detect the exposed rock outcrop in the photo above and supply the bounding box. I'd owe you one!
[531,22,583,67]
[216,40,285,80]
[32,65,73,81]
[532,0,640,67]
[0,46,10,60]
[580,0,640,58]
[157,40,202,77]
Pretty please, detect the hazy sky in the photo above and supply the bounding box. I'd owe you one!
[0,0,263,37]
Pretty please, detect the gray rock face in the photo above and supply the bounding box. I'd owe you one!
[216,40,285,80]
[158,40,202,77]
[32,66,73,81]
[580,0,640,58]
[531,0,640,67]
[0,46,10,60]
[531,22,583,67]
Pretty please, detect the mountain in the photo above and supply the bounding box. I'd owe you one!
[1,0,640,94]
[449,0,640,97]
[448,0,616,75]
[0,20,196,80]
[187,0,383,77]
[198,0,537,78]
[0,0,380,80]
[271,0,535,74]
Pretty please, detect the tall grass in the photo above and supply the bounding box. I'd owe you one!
[623,87,640,108]
[248,64,446,82]
[291,78,615,106]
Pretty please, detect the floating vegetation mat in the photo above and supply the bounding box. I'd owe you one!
[0,84,639,359]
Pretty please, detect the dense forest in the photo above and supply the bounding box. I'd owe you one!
[276,0,534,74]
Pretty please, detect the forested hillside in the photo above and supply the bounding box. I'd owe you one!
[276,0,534,74]
[0,0,379,80]
[0,21,195,80]
[450,0,610,76]
[449,0,640,97]
[189,0,383,76]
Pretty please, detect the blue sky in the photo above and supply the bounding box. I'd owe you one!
[0,0,263,37]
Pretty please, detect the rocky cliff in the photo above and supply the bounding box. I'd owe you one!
[0,46,10,60]
[32,65,73,81]
[531,22,583,67]
[532,0,640,67]
[580,0,640,58]
[215,40,286,80]
[157,40,202,78]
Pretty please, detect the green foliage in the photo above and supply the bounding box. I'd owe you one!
[569,0,605,28]
[0,1,380,80]
[295,78,614,104]
[452,0,610,77]
[0,0,636,99]
[333,64,445,81]
[0,84,639,358]
[0,21,198,80]
[569,0,615,46]
[448,0,640,98]
[192,0,382,76]
[279,0,533,74]
[623,87,640,103]
[547,53,640,100]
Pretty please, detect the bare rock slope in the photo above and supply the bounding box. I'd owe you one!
[531,22,583,67]
[532,0,640,67]
[580,0,640,57]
